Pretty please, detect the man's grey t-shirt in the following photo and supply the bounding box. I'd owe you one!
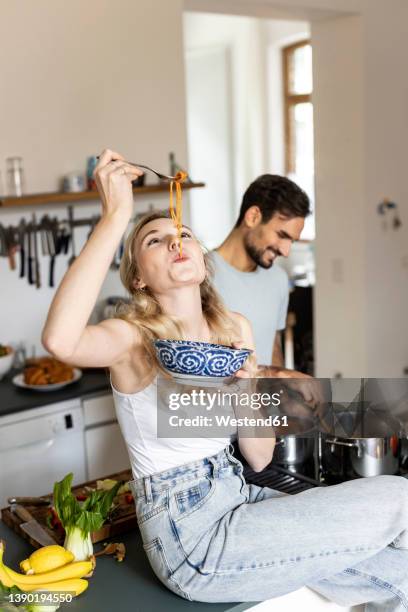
[208,251,289,365]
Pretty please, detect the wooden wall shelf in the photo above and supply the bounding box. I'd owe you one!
[0,182,205,208]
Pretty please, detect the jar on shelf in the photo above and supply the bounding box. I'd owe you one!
[6,156,25,197]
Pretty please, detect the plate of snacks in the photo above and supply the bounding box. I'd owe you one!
[12,356,82,391]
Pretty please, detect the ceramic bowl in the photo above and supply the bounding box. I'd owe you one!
[0,348,14,380]
[154,339,252,378]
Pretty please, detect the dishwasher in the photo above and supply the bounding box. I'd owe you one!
[0,399,86,508]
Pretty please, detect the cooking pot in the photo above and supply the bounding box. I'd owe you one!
[320,409,402,478]
[274,416,317,466]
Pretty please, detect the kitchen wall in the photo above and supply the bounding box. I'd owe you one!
[312,1,408,377]
[0,0,189,354]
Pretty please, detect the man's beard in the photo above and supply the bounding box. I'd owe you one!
[244,236,276,269]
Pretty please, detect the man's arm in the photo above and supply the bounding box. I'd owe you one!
[272,331,284,367]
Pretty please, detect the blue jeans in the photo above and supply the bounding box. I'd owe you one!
[129,444,408,609]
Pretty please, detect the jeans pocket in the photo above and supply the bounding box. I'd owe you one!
[172,475,216,521]
[143,537,192,601]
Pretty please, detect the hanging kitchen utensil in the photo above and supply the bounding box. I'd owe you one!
[0,224,7,259]
[27,222,34,285]
[49,218,57,288]
[67,205,76,266]
[44,215,57,288]
[32,213,41,289]
[18,219,26,278]
[5,225,18,271]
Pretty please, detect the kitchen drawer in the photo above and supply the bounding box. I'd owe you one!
[83,394,116,426]
[85,422,130,481]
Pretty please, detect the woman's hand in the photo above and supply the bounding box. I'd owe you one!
[233,340,257,378]
[94,149,144,220]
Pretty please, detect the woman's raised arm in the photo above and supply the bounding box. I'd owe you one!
[42,149,143,367]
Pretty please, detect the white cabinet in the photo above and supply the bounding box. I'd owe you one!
[82,394,130,481]
[0,392,131,507]
[0,400,86,508]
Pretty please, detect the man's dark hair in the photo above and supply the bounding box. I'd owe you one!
[235,174,311,227]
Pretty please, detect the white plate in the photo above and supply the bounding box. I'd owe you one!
[12,368,82,392]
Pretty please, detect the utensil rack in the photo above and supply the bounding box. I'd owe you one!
[2,204,166,234]
[0,204,171,289]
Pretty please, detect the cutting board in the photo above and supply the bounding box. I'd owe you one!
[0,469,138,549]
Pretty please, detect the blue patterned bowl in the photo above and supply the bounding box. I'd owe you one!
[154,339,252,377]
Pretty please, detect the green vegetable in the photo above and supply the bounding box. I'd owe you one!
[53,473,122,561]
[0,582,60,612]
[0,581,21,611]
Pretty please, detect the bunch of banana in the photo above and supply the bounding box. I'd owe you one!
[0,540,93,596]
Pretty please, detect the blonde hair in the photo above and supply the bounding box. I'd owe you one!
[116,212,247,373]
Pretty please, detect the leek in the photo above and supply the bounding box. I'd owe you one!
[53,473,122,561]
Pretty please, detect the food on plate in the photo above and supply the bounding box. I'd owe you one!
[20,545,74,575]
[169,170,187,257]
[23,357,74,386]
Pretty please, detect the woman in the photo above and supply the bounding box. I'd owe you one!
[43,149,408,610]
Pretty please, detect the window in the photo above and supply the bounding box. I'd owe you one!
[282,40,314,240]
[283,40,313,176]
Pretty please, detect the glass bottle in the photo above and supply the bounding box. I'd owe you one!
[7,156,25,197]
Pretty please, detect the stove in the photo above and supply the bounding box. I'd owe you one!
[233,439,408,493]
[243,462,324,494]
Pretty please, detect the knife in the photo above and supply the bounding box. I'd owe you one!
[8,496,50,506]
[18,219,26,278]
[27,223,34,284]
[11,504,57,546]
[32,213,41,289]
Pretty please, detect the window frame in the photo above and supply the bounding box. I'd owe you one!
[282,39,312,175]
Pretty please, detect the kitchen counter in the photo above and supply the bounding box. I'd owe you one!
[0,519,362,612]
[0,520,255,612]
[0,368,111,418]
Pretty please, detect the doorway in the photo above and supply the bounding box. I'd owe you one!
[183,11,315,372]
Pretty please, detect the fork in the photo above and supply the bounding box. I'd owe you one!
[126,162,177,181]
[96,157,177,181]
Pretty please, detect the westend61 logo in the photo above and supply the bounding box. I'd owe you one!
[168,389,283,411]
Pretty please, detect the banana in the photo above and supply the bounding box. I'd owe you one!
[21,578,89,596]
[0,541,92,588]
[20,545,74,574]
[3,560,93,586]
[0,541,14,587]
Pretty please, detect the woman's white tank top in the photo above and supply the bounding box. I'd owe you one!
[111,377,235,479]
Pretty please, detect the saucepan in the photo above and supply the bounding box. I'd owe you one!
[274,416,317,466]
[320,408,402,478]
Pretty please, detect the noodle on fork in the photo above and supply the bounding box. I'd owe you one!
[169,171,188,257]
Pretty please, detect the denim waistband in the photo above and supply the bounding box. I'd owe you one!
[131,443,239,500]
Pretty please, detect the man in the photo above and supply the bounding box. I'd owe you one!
[209,173,310,374]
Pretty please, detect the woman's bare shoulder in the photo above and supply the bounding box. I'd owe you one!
[227,311,255,350]
[228,310,251,331]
